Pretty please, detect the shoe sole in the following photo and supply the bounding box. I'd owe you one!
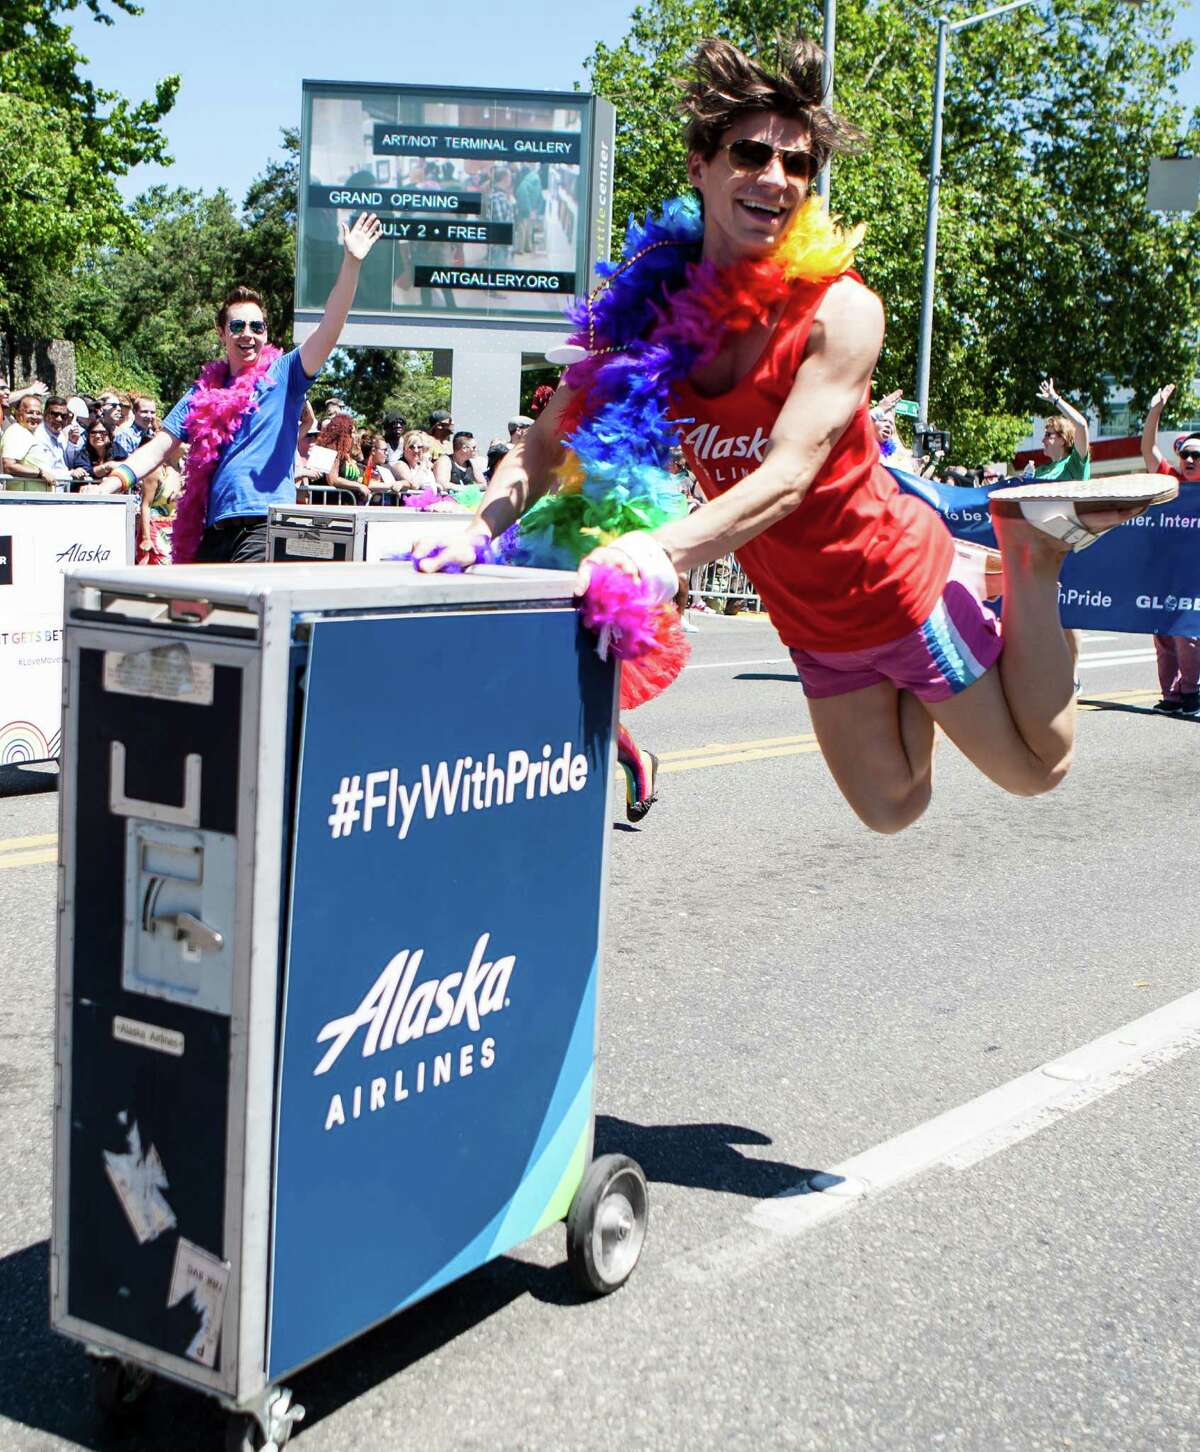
[991,472,1179,516]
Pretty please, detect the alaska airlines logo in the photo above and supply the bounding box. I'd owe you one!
[681,422,771,464]
[55,542,112,565]
[314,932,514,1075]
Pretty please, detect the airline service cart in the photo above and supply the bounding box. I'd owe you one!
[266,502,474,565]
[51,562,647,1449]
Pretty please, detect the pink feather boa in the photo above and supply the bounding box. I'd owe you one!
[578,562,666,660]
[171,346,282,563]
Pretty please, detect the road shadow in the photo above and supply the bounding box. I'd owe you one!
[0,1233,594,1448]
[1,1124,811,1445]
[0,764,58,799]
[595,1114,811,1199]
[733,672,801,684]
[1079,698,1197,718]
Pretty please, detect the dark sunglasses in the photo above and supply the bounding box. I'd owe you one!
[720,138,817,180]
[227,319,267,336]
[1179,453,1200,464]
[47,410,70,420]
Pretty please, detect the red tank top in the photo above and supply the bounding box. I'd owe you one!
[672,275,953,653]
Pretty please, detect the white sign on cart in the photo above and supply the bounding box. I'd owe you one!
[0,493,136,763]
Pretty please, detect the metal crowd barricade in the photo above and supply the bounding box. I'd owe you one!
[689,553,761,611]
[296,484,408,507]
[297,484,358,506]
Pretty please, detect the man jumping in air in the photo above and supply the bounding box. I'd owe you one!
[417,36,1172,833]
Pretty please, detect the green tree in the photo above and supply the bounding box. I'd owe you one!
[585,0,1200,464]
[75,185,244,403]
[233,128,301,345]
[316,349,450,427]
[0,0,178,340]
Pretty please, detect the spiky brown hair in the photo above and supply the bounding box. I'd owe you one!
[679,36,864,171]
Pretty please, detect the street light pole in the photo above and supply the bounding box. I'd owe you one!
[914,16,949,429]
[914,0,1042,429]
[816,0,836,199]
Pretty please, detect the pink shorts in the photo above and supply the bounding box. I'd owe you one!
[789,555,1003,702]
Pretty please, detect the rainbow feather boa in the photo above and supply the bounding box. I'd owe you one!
[501,195,864,696]
[172,346,281,564]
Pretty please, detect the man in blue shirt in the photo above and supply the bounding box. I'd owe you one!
[111,396,158,460]
[110,212,383,562]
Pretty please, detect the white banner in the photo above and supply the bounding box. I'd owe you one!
[0,497,134,763]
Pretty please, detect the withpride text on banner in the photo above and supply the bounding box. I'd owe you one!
[889,468,1200,635]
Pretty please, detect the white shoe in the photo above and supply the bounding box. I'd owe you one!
[682,616,700,633]
[990,474,1178,552]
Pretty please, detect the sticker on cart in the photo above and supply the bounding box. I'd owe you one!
[285,535,336,559]
[167,1237,230,1368]
[103,645,214,705]
[112,1015,185,1057]
[103,1120,177,1244]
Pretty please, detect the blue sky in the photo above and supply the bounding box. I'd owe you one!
[81,0,1197,208]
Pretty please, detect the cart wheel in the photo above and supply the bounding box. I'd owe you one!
[91,1356,152,1420]
[566,1153,648,1296]
[226,1414,264,1452]
[226,1412,297,1452]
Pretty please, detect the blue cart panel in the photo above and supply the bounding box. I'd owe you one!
[269,606,615,1375]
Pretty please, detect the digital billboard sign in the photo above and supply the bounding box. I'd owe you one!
[297,82,614,328]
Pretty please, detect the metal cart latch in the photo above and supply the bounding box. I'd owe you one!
[146,910,224,956]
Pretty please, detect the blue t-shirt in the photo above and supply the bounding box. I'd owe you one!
[163,347,315,525]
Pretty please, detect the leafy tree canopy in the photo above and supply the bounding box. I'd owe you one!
[0,0,178,336]
[586,0,1200,462]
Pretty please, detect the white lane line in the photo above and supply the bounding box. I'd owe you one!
[684,657,789,672]
[672,988,1200,1281]
[1077,650,1156,669]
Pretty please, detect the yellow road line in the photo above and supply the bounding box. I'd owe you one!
[658,732,817,761]
[0,686,1168,866]
[0,832,58,852]
[0,848,58,869]
[661,743,823,774]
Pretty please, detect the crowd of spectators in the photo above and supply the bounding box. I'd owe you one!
[0,373,560,572]
[3,376,1196,705]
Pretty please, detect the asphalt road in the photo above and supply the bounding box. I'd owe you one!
[0,617,1196,1451]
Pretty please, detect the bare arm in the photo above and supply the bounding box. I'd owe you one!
[2,446,55,484]
[1142,383,1173,470]
[433,453,451,487]
[474,386,575,534]
[412,387,574,571]
[111,428,178,485]
[1038,378,1089,459]
[299,215,383,378]
[652,277,885,573]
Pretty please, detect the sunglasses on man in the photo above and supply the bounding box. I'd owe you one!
[47,410,70,421]
[1179,452,1200,465]
[227,319,267,336]
[719,138,817,180]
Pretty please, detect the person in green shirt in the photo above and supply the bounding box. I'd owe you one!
[1034,378,1090,481]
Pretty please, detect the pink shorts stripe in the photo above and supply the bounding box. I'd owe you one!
[789,555,1003,702]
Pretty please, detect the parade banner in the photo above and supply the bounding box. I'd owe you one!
[297,82,614,326]
[890,468,1200,635]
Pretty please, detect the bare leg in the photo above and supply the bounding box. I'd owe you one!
[925,506,1144,795]
[808,683,936,834]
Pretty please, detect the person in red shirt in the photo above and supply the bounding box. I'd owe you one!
[1141,383,1200,485]
[1141,385,1200,714]
[416,36,1170,833]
